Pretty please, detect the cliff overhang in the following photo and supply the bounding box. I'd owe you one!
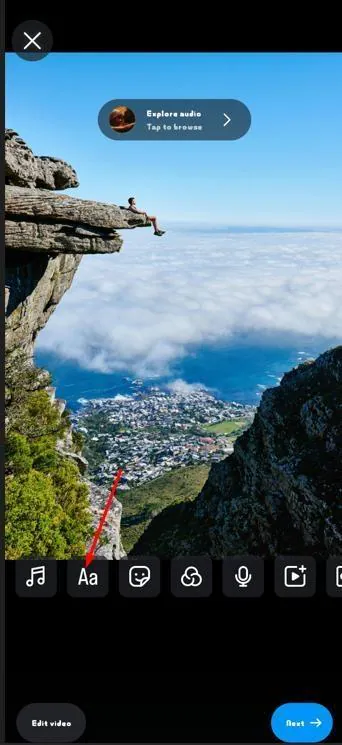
[5,129,150,358]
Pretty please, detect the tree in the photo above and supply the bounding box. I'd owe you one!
[12,389,67,440]
[5,352,51,434]
[51,459,92,558]
[5,353,92,559]
[72,429,85,453]
[5,433,32,475]
[30,436,59,472]
[5,471,67,559]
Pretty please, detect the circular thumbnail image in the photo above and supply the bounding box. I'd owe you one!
[109,106,136,133]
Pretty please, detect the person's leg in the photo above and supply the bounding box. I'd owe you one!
[147,214,165,235]
[148,215,159,232]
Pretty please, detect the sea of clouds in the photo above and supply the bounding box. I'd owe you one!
[37,228,342,376]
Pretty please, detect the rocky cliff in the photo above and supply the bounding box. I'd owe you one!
[133,347,342,557]
[5,129,149,360]
[5,129,150,559]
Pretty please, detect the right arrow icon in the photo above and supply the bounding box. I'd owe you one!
[310,718,322,728]
[223,113,231,127]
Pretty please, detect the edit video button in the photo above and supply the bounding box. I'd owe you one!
[271,703,333,742]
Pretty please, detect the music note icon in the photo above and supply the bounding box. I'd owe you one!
[16,561,57,597]
[26,566,46,587]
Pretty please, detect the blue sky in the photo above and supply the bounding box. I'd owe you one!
[6,52,342,226]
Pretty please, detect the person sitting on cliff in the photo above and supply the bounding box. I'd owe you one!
[127,197,165,236]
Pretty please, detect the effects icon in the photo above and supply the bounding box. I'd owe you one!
[180,566,203,588]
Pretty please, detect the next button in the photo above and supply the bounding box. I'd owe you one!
[271,703,333,742]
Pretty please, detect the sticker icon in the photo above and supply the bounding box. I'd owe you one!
[129,565,151,588]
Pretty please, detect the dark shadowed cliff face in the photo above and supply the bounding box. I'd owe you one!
[133,347,342,557]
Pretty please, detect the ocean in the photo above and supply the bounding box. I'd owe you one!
[35,336,332,410]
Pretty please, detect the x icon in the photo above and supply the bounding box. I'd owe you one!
[23,31,42,50]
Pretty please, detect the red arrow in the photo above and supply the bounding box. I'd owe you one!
[84,468,124,568]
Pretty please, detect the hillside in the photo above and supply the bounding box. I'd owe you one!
[133,347,342,557]
[121,464,210,552]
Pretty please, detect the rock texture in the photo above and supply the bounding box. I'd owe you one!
[53,400,124,557]
[6,186,151,254]
[133,347,342,557]
[5,129,79,190]
[5,130,150,560]
[5,130,150,359]
[86,482,125,560]
[6,250,82,357]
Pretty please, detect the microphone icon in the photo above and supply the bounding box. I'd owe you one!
[234,565,252,588]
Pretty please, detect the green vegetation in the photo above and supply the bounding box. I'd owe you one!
[121,464,210,552]
[83,435,110,473]
[72,428,85,453]
[5,355,91,559]
[202,418,248,435]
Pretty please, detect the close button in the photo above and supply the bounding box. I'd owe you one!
[16,703,86,742]
[12,21,53,61]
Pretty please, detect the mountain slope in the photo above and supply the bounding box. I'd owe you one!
[132,347,342,557]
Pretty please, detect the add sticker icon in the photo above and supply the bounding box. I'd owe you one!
[129,565,151,588]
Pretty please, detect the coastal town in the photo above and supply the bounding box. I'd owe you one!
[72,383,255,489]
